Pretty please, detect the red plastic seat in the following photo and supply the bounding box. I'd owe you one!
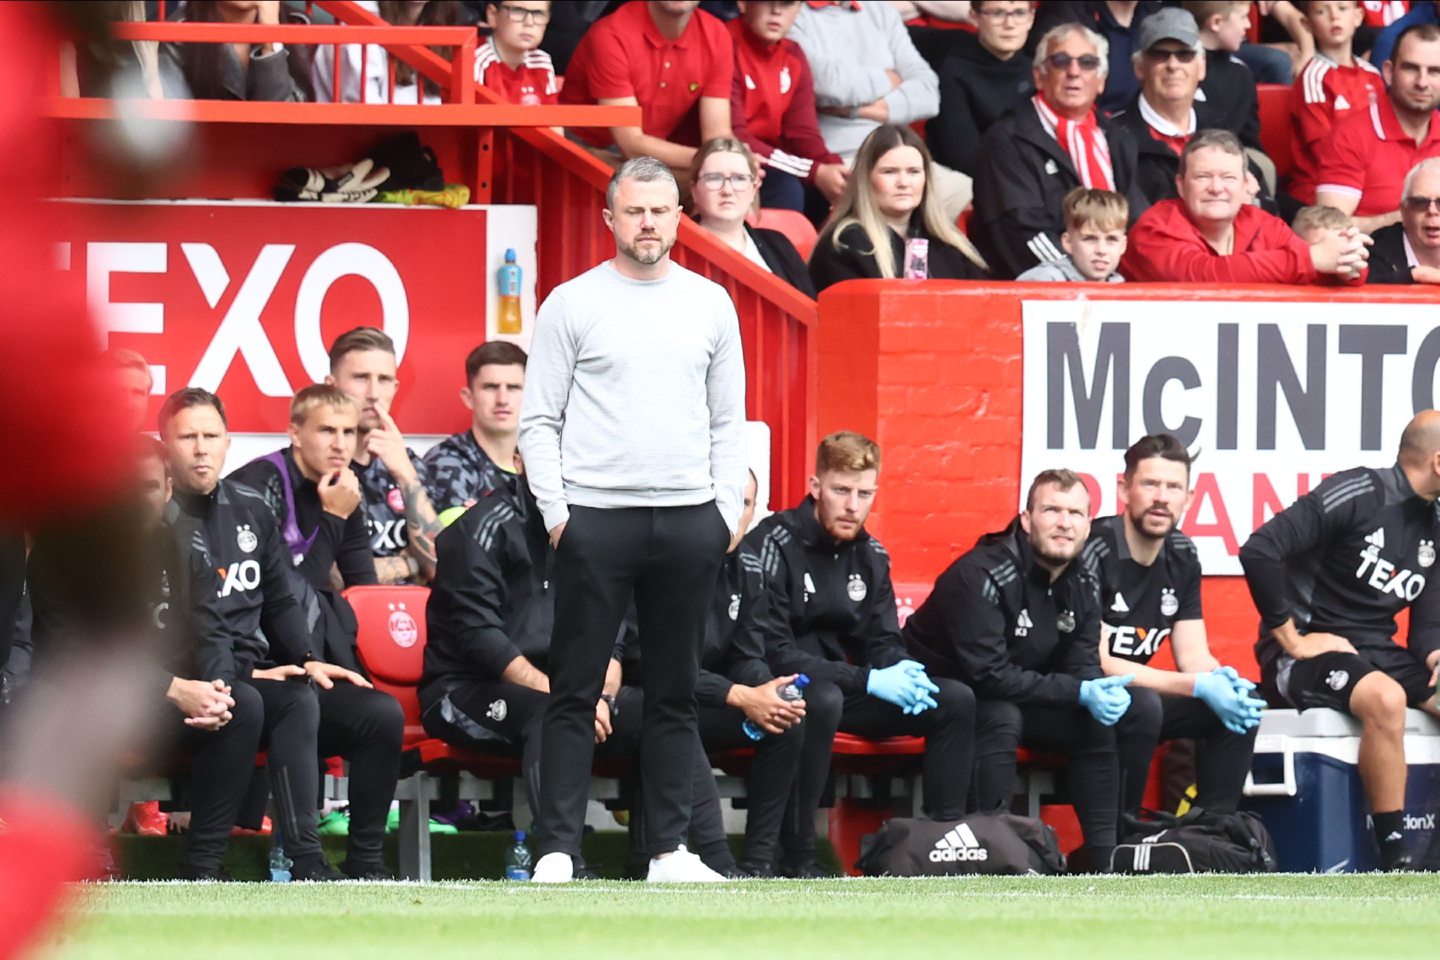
[755,207,819,261]
[1255,83,1294,180]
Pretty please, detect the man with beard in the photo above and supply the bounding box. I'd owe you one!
[748,432,972,877]
[519,156,746,883]
[325,327,443,584]
[905,469,1133,870]
[1315,22,1440,234]
[1080,434,1264,820]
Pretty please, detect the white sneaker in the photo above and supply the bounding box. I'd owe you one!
[646,844,727,883]
[531,852,574,884]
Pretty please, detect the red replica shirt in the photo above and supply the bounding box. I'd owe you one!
[475,37,557,106]
[727,18,840,181]
[1315,94,1440,217]
[561,2,734,149]
[1362,1,1409,27]
[1289,54,1385,204]
[1120,199,1363,285]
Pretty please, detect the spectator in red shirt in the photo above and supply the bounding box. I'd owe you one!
[561,1,734,178]
[478,0,558,105]
[1287,1,1385,212]
[1121,129,1370,282]
[1315,22,1440,232]
[728,0,846,213]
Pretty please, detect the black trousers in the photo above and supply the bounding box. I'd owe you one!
[697,701,804,869]
[424,680,729,865]
[974,700,1120,853]
[536,503,728,859]
[421,680,643,819]
[245,678,326,862]
[1115,688,1259,816]
[173,680,264,872]
[782,677,976,864]
[315,683,404,867]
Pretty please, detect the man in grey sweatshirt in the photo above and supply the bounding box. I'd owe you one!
[519,156,748,884]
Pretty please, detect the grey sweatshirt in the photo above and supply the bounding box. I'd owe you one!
[1015,258,1126,283]
[518,260,748,536]
[789,1,940,159]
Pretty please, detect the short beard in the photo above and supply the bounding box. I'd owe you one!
[620,234,673,266]
[1130,507,1176,541]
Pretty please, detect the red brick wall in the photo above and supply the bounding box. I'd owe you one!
[811,280,1392,677]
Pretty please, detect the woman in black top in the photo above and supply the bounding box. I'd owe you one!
[809,124,989,294]
[160,0,312,102]
[689,137,816,298]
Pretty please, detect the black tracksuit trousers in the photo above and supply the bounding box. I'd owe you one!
[536,504,728,859]
[1114,688,1258,816]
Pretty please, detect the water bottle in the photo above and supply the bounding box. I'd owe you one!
[504,829,533,880]
[496,248,523,335]
[903,238,930,279]
[742,674,809,741]
[269,832,292,883]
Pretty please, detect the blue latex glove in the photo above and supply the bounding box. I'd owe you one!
[1194,669,1266,734]
[867,661,921,709]
[1078,675,1133,726]
[898,661,940,715]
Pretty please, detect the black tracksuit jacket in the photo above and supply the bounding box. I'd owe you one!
[904,520,1103,706]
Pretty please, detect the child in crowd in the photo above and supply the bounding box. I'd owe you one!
[1291,203,1355,245]
[1287,1,1384,210]
[477,0,557,106]
[1017,188,1129,283]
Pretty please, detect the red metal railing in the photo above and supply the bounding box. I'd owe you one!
[49,8,819,508]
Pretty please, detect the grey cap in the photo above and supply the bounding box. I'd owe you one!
[1138,7,1199,50]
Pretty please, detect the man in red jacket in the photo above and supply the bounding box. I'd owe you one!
[728,0,847,212]
[1121,129,1371,283]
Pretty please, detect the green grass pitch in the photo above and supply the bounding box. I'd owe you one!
[37,875,1440,960]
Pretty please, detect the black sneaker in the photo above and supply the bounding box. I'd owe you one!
[778,860,833,879]
[290,855,345,882]
[341,860,394,881]
[176,864,234,882]
[736,862,776,879]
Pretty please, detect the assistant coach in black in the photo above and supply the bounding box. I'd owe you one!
[1082,434,1262,819]
[695,471,809,877]
[750,432,971,877]
[905,469,1134,869]
[1241,410,1440,871]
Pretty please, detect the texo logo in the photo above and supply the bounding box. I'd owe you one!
[217,559,262,598]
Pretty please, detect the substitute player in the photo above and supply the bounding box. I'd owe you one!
[1241,410,1440,871]
[325,327,443,584]
[1082,434,1264,818]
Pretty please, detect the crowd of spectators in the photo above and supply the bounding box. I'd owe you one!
[68,0,1440,287]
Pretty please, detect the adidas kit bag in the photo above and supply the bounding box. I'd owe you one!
[1111,808,1278,874]
[855,813,1066,876]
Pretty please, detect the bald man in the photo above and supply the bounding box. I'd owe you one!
[1240,411,1440,871]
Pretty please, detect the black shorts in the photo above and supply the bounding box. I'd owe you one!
[1275,647,1434,713]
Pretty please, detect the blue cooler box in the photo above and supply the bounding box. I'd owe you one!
[1241,708,1440,872]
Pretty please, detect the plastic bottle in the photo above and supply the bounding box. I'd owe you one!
[742,674,810,741]
[496,248,523,335]
[505,829,533,880]
[269,832,293,883]
[903,238,930,280]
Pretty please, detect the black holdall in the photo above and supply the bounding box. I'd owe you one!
[1111,808,1279,874]
[855,813,1067,876]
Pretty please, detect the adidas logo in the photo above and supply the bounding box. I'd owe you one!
[1335,94,1350,110]
[1366,528,1386,550]
[1110,592,1129,614]
[1016,609,1033,637]
[929,823,989,863]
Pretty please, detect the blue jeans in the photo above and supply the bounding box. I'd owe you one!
[1236,42,1292,84]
